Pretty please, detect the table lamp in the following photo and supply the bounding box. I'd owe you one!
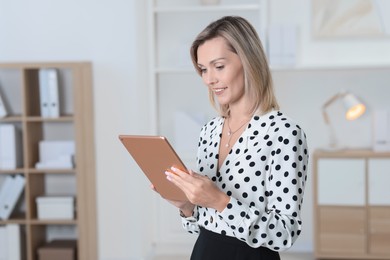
[322,90,366,148]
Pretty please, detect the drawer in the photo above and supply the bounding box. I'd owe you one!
[319,207,365,234]
[369,233,390,255]
[318,207,366,254]
[319,233,366,254]
[369,207,390,233]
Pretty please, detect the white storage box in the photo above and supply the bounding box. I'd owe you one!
[36,196,75,220]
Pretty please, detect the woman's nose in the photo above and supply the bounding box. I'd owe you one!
[205,71,217,85]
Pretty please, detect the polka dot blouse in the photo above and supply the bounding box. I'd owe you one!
[181,110,309,251]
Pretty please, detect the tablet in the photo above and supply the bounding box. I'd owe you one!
[118,135,188,201]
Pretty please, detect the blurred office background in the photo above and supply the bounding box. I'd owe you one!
[1,0,390,259]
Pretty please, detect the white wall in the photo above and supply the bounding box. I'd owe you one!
[1,0,390,259]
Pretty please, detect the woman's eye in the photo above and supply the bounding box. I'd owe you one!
[216,65,224,70]
[200,68,207,74]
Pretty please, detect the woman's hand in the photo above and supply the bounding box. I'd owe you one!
[165,167,230,212]
[150,184,195,217]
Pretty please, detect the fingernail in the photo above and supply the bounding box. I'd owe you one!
[171,166,177,172]
[166,175,172,181]
[164,171,170,176]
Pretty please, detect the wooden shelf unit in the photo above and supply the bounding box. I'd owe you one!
[147,0,268,255]
[313,149,390,260]
[0,62,97,260]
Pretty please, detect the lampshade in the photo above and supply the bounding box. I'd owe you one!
[322,90,366,148]
[343,93,366,120]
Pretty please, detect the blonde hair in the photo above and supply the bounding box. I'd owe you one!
[190,16,279,117]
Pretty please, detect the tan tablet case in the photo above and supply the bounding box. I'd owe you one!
[118,135,188,201]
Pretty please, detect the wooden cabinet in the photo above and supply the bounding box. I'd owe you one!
[0,62,96,260]
[313,150,390,259]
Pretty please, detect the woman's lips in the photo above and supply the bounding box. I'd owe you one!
[213,87,227,95]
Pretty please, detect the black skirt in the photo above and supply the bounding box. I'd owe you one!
[191,227,280,260]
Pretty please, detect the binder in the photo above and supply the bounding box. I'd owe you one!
[0,175,25,220]
[39,69,51,117]
[0,225,7,260]
[268,25,297,67]
[5,224,22,260]
[0,124,22,170]
[0,176,14,214]
[39,68,60,118]
[47,69,60,117]
[0,91,7,118]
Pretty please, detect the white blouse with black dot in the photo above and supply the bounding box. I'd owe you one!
[181,110,309,251]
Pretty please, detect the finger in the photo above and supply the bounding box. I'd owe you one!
[165,170,192,194]
[188,169,199,177]
[165,170,179,183]
[170,166,189,178]
[171,167,202,181]
[151,184,161,195]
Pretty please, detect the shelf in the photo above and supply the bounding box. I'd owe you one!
[0,115,23,122]
[154,65,390,74]
[29,219,77,225]
[270,64,390,71]
[0,218,27,225]
[154,4,260,13]
[28,168,76,174]
[0,62,91,69]
[0,169,25,174]
[313,149,390,158]
[26,116,74,122]
[155,67,194,74]
[148,0,268,250]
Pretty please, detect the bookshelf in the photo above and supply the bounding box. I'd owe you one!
[147,0,268,256]
[0,62,97,260]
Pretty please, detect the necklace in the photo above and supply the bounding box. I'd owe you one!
[225,117,251,148]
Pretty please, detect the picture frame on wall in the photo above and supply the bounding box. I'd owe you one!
[311,0,390,38]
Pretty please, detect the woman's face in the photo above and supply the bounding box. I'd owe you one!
[197,37,245,107]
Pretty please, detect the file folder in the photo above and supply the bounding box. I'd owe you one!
[0,175,25,220]
[39,68,60,118]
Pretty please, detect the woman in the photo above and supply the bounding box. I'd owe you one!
[163,16,308,260]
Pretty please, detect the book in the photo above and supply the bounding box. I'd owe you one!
[0,175,25,220]
[39,68,60,118]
